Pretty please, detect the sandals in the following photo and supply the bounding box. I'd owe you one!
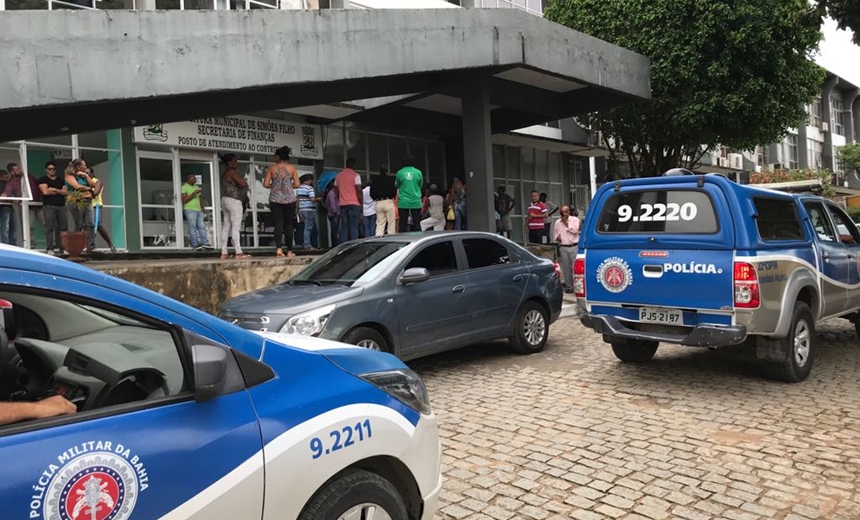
[275,249,286,258]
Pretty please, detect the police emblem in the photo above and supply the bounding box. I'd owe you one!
[596,256,633,293]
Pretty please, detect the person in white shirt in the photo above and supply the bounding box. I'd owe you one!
[420,185,446,231]
[553,206,581,293]
[362,185,377,237]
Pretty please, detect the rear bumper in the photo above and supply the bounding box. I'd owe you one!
[580,313,747,347]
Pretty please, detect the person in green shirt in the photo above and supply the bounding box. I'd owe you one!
[181,173,213,250]
[395,155,424,233]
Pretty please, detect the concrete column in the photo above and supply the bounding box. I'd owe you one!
[822,76,839,172]
[462,77,494,233]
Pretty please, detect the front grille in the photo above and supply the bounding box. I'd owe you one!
[219,314,271,327]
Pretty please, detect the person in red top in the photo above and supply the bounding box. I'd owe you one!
[335,157,363,243]
[526,190,548,244]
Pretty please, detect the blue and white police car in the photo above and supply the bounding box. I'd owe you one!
[0,245,441,520]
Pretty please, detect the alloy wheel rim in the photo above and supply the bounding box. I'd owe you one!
[357,339,382,351]
[523,309,546,346]
[339,503,392,520]
[794,319,811,367]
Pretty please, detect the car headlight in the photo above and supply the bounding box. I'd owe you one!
[280,304,336,336]
[361,369,432,415]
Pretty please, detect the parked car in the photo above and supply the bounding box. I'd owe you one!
[220,231,564,360]
[0,245,441,520]
[576,171,860,382]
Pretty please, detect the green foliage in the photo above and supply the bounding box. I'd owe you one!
[838,143,860,177]
[815,0,860,44]
[845,205,860,223]
[545,0,826,177]
[749,168,835,197]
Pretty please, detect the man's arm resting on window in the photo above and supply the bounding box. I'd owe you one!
[0,396,76,426]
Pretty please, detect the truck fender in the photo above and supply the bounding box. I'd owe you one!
[772,269,819,338]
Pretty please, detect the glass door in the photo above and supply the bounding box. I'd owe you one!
[138,152,178,248]
[179,153,217,250]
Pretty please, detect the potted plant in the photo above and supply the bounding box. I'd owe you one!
[61,190,91,262]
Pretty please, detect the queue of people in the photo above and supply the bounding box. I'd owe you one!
[0,160,118,254]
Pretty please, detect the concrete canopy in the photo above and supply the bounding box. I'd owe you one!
[0,8,650,142]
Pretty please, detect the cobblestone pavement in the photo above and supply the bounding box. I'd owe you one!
[408,315,860,520]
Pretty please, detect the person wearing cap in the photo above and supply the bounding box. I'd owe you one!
[296,173,319,249]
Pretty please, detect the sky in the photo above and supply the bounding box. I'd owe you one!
[816,18,860,86]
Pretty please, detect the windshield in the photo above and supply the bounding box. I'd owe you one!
[290,241,409,285]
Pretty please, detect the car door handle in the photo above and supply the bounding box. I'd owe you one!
[513,274,525,282]
[452,285,465,293]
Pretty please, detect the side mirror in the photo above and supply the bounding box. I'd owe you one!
[399,267,431,285]
[192,343,244,402]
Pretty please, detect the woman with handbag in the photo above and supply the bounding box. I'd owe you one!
[219,154,251,259]
[264,146,300,258]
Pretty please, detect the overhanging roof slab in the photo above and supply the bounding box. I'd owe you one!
[0,8,650,141]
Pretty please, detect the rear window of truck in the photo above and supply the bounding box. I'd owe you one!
[754,197,804,241]
[597,190,718,234]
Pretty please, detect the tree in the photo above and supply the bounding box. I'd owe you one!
[839,143,860,178]
[545,0,826,177]
[815,0,860,45]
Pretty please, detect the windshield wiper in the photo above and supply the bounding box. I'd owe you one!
[289,280,323,286]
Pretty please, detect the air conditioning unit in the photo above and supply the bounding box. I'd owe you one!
[821,122,829,133]
[718,157,730,168]
[728,153,744,170]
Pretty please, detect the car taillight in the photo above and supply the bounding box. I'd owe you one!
[733,262,760,308]
[573,258,585,298]
[553,262,561,279]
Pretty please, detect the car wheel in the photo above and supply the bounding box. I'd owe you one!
[765,301,815,382]
[299,470,409,520]
[342,327,389,353]
[509,301,549,354]
[610,339,658,363]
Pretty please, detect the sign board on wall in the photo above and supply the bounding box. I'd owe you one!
[133,116,322,160]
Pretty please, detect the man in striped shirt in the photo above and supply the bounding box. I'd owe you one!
[296,174,319,249]
[527,190,548,244]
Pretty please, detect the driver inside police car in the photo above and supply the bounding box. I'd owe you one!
[0,396,76,426]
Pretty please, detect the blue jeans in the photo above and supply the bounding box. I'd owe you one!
[454,201,467,231]
[185,209,210,248]
[300,209,317,248]
[0,205,16,245]
[363,214,377,238]
[339,205,361,244]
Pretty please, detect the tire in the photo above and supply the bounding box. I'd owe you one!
[610,339,659,363]
[854,319,860,341]
[765,301,815,382]
[509,301,549,354]
[342,327,389,353]
[299,470,409,520]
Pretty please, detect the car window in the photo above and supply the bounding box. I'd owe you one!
[804,202,838,243]
[826,204,860,245]
[0,289,189,430]
[597,190,718,234]
[463,238,515,269]
[406,241,458,277]
[292,241,409,285]
[754,197,804,241]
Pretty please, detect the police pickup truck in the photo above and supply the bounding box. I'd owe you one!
[576,170,860,382]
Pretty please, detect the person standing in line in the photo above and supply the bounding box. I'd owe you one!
[395,155,423,233]
[527,190,548,244]
[370,163,397,236]
[335,157,362,243]
[554,206,580,293]
[324,182,340,247]
[295,174,319,249]
[181,172,213,252]
[64,159,96,249]
[219,154,251,260]
[264,146,300,258]
[38,161,67,255]
[451,177,467,231]
[420,184,446,231]
[540,192,559,242]
[88,168,119,254]
[496,185,515,238]
[0,166,20,245]
[362,184,377,238]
